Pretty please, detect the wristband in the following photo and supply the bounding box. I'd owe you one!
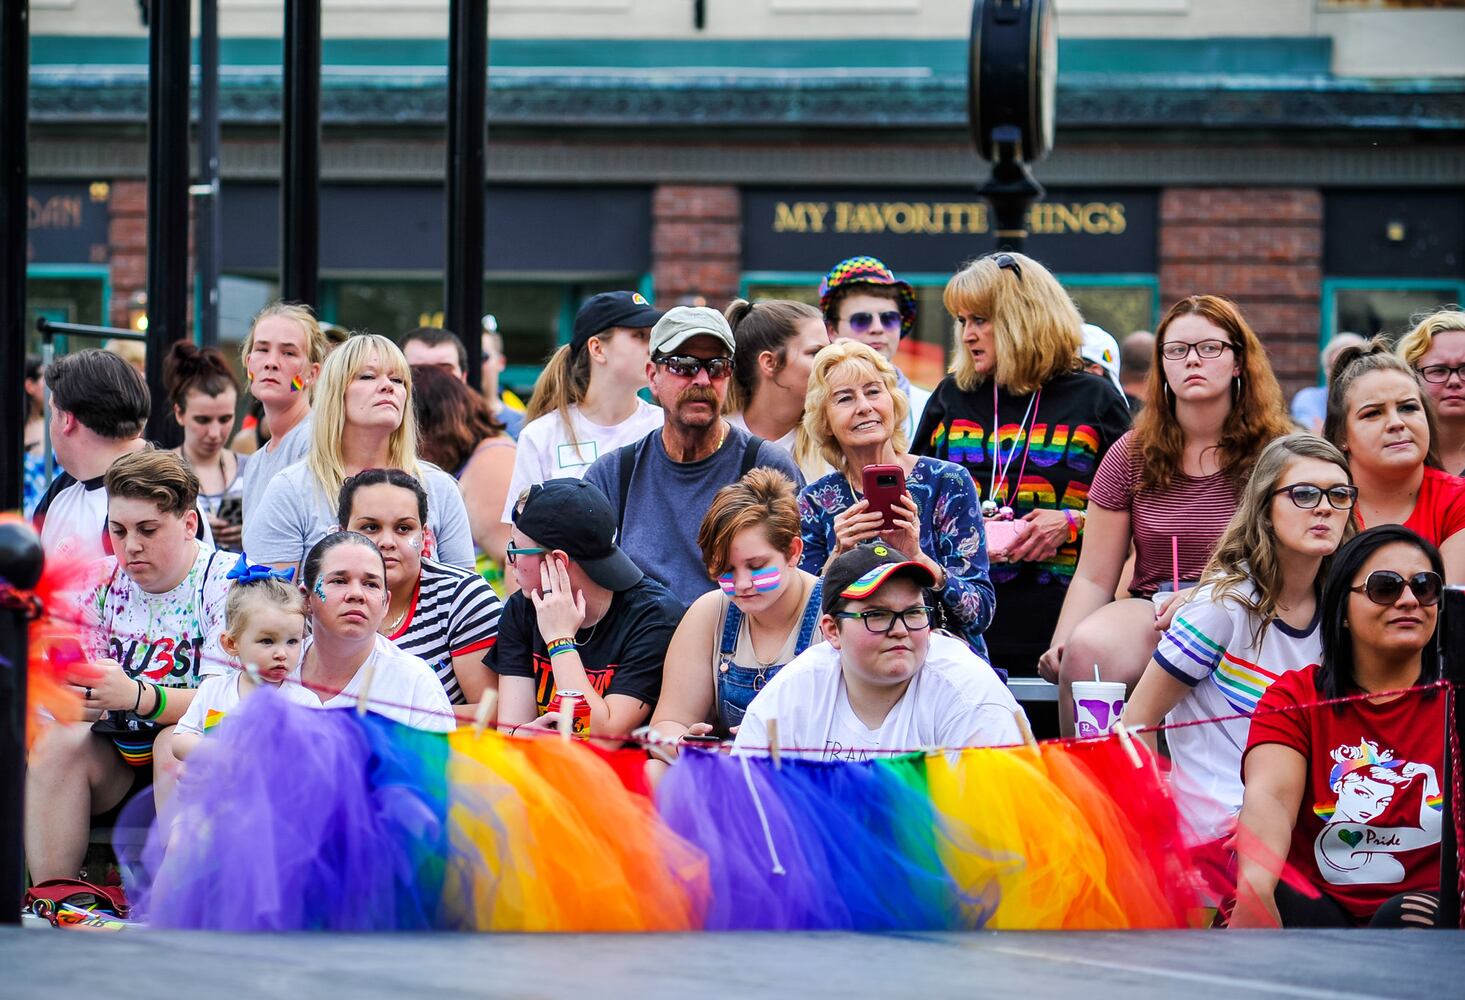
[132,678,145,713]
[1063,509,1080,544]
[546,637,578,658]
[144,683,168,721]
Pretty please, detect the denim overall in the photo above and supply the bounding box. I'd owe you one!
[715,577,823,733]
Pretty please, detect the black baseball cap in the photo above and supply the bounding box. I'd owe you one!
[570,291,665,355]
[821,542,937,615]
[512,478,644,591]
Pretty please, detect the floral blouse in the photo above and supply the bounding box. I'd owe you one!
[798,457,995,658]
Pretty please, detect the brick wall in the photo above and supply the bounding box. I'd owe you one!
[651,185,741,309]
[107,180,148,329]
[1159,188,1323,399]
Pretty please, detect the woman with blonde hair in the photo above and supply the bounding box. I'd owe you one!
[1324,338,1465,581]
[914,251,1131,675]
[724,298,830,480]
[1038,294,1292,734]
[649,468,824,759]
[1396,306,1465,475]
[798,340,995,656]
[1126,434,1356,842]
[244,333,474,571]
[501,291,665,520]
[238,301,330,519]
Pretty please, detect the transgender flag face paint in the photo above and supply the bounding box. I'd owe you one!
[717,566,782,597]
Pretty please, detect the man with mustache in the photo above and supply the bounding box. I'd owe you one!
[585,306,804,607]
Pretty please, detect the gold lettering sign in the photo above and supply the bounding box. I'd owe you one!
[28,195,83,230]
[771,200,1126,237]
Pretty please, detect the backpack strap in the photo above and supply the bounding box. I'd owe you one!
[793,577,824,655]
[738,434,765,477]
[615,438,645,536]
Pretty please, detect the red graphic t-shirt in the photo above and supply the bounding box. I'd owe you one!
[1244,665,1444,922]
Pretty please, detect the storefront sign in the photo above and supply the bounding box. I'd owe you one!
[1325,191,1464,279]
[27,182,110,264]
[743,188,1157,274]
[222,184,652,274]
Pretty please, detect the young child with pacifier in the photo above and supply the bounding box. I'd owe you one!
[173,556,312,759]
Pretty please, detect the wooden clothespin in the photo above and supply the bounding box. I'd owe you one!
[559,694,579,743]
[1112,720,1144,769]
[1015,709,1040,752]
[354,660,377,717]
[471,690,499,735]
[766,718,782,771]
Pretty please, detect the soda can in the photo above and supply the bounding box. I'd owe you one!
[548,688,592,736]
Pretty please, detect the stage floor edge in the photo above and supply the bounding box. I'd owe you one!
[3,926,1461,999]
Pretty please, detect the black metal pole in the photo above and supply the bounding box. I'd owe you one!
[194,0,222,347]
[0,1,29,516]
[1440,585,1464,928]
[446,0,487,392]
[144,0,191,446]
[979,135,1043,255]
[281,0,321,308]
[0,522,43,925]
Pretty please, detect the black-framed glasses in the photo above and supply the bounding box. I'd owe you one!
[505,544,547,566]
[1271,483,1359,510]
[832,605,935,634]
[991,253,1023,282]
[1417,363,1465,384]
[845,310,904,335]
[1161,339,1234,361]
[1350,570,1442,607]
[654,354,734,380]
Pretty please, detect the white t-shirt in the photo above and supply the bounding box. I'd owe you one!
[243,459,474,570]
[293,633,456,733]
[902,383,931,446]
[175,670,318,737]
[1152,579,1322,841]
[500,399,664,521]
[79,542,234,686]
[733,634,1023,762]
[34,471,215,564]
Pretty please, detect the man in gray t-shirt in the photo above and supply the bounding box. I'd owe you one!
[585,306,803,607]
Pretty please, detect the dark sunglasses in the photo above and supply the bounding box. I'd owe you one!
[845,310,904,335]
[1271,483,1359,510]
[654,354,734,379]
[1350,570,1442,607]
[991,252,1023,282]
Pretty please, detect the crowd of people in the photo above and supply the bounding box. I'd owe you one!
[20,250,1465,930]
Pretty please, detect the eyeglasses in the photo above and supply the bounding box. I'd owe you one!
[1417,363,1465,384]
[654,354,734,380]
[1350,569,1442,607]
[1271,483,1359,510]
[991,253,1023,282]
[505,544,547,566]
[832,605,935,634]
[1161,339,1234,362]
[844,311,904,335]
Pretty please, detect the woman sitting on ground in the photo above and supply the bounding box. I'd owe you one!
[1038,295,1291,734]
[1324,339,1465,582]
[798,340,995,658]
[337,468,502,715]
[650,469,824,757]
[1233,525,1446,928]
[1125,433,1355,843]
[294,530,455,732]
[245,333,474,571]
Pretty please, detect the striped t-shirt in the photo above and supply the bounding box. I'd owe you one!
[1153,579,1321,842]
[385,558,502,704]
[1088,431,1240,596]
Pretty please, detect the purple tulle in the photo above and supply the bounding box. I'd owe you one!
[128,689,447,931]
[658,749,850,930]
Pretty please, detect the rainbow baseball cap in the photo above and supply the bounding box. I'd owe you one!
[822,541,937,614]
[818,256,918,339]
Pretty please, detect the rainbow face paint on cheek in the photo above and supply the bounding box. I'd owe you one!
[290,375,304,393]
[313,579,326,601]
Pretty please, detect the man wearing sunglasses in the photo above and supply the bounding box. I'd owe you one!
[733,542,1022,762]
[584,306,803,607]
[819,256,930,442]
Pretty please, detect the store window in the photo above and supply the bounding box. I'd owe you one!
[25,267,110,355]
[1324,281,1465,343]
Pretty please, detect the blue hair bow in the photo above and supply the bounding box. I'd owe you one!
[227,552,296,584]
